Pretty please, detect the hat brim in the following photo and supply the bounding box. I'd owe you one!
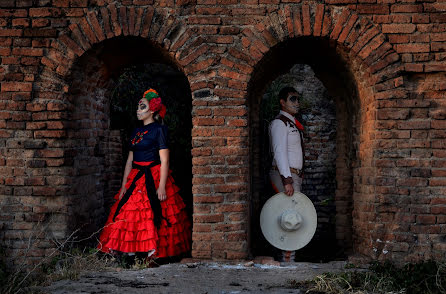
[260,191,317,251]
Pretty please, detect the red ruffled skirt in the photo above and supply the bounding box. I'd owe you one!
[97,161,191,258]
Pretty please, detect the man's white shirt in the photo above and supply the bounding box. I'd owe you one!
[269,110,303,179]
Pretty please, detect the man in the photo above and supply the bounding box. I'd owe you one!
[269,86,305,262]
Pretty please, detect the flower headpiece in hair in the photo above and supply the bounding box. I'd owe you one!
[143,89,166,119]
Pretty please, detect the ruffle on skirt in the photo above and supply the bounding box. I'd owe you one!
[97,161,191,258]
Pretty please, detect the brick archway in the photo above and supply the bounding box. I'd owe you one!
[239,4,406,260]
[5,0,443,266]
[30,3,200,249]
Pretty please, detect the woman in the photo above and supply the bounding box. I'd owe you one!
[98,88,191,261]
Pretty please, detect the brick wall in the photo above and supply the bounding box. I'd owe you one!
[0,0,445,266]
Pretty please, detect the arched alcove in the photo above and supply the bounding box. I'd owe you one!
[248,37,366,261]
[64,36,193,245]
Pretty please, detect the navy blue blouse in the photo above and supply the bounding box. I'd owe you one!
[129,122,169,162]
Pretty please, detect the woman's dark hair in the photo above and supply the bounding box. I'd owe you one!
[278,86,298,103]
[153,111,163,124]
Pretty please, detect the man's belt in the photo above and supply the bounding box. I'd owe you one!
[113,161,170,228]
[271,165,303,176]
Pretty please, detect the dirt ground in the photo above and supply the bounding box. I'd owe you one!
[42,260,348,294]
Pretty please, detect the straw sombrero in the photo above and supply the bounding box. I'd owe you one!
[260,191,317,251]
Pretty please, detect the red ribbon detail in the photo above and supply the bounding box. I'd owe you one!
[294,119,304,131]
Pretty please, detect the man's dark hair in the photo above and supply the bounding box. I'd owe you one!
[278,87,298,104]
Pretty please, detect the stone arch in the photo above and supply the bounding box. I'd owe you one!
[236,3,407,260]
[30,3,201,246]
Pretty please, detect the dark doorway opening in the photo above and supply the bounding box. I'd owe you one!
[65,37,192,249]
[249,38,359,262]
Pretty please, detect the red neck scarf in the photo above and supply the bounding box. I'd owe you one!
[294,119,304,131]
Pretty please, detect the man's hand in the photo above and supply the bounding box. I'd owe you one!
[284,184,294,196]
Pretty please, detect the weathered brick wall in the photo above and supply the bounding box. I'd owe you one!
[0,0,445,266]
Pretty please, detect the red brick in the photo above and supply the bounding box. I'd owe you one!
[192,117,224,126]
[119,6,129,36]
[99,7,113,39]
[193,214,224,223]
[283,6,294,37]
[416,215,436,225]
[13,18,30,27]
[359,34,386,59]
[59,34,84,57]
[431,14,446,23]
[78,18,97,45]
[68,23,90,51]
[188,16,221,25]
[215,203,247,212]
[1,82,32,92]
[31,18,48,28]
[313,4,324,37]
[397,178,428,187]
[29,8,63,17]
[46,121,65,129]
[32,187,57,196]
[179,44,210,66]
[330,9,350,40]
[227,119,247,127]
[87,11,105,42]
[425,64,446,72]
[391,4,423,13]
[395,43,430,53]
[26,122,46,130]
[431,206,446,214]
[357,4,389,14]
[382,23,416,34]
[131,7,144,36]
[108,3,122,37]
[47,102,67,111]
[301,4,311,36]
[377,109,410,120]
[214,129,246,137]
[140,7,154,38]
[338,14,358,43]
[34,131,66,138]
[219,69,249,82]
[53,0,69,6]
[293,6,303,36]
[127,7,136,36]
[194,195,223,203]
[352,27,380,54]
[388,34,409,44]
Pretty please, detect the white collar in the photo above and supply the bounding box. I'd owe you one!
[279,110,296,122]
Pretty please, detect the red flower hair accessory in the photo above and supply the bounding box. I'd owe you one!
[142,89,167,119]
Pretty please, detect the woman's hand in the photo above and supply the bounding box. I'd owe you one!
[157,186,167,201]
[118,185,127,200]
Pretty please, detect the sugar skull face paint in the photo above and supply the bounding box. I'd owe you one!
[137,98,152,121]
[280,92,300,116]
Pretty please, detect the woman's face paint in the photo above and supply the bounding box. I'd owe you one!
[136,99,152,120]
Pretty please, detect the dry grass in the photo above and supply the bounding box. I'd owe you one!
[42,248,117,283]
[1,219,124,294]
[289,261,446,294]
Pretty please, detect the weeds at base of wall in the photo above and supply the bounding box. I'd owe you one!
[0,216,160,294]
[0,245,160,294]
[289,261,446,294]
